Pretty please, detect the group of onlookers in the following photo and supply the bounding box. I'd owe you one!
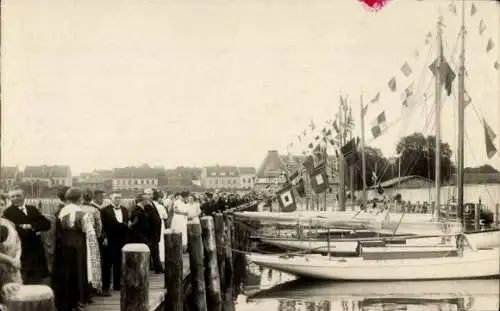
[0,186,255,311]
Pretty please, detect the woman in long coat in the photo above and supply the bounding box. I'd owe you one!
[52,188,91,311]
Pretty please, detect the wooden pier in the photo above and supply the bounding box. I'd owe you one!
[2,213,255,311]
[86,255,190,311]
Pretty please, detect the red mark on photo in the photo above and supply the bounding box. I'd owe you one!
[359,0,389,11]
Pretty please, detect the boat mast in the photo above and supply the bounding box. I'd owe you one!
[338,96,346,211]
[434,16,443,217]
[360,92,367,206]
[324,145,327,211]
[457,0,466,223]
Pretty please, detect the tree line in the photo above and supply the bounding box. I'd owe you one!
[347,132,499,190]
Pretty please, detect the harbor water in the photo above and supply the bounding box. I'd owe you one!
[233,262,500,311]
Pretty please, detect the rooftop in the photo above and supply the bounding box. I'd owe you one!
[24,165,71,178]
[1,167,19,179]
[113,166,166,179]
[369,175,432,189]
[206,166,240,177]
[238,167,256,175]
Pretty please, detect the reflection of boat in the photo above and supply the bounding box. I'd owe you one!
[249,279,500,311]
[247,238,500,280]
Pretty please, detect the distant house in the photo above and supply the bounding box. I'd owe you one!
[165,167,202,187]
[112,165,165,191]
[239,167,256,189]
[23,165,72,187]
[366,175,433,199]
[255,150,338,191]
[201,166,241,189]
[1,166,20,189]
[75,169,114,192]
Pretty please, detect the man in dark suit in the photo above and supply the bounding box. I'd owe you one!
[100,192,129,295]
[128,194,150,245]
[3,188,51,284]
[143,189,163,273]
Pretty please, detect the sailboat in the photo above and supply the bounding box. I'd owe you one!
[247,3,500,280]
[245,2,500,253]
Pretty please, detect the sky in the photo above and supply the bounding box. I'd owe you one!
[2,0,499,174]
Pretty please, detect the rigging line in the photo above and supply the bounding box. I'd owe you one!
[463,127,498,207]
[445,42,498,129]
[400,102,437,179]
[398,102,436,180]
[448,78,498,207]
[377,91,437,182]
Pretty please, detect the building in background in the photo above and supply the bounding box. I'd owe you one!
[201,166,240,189]
[0,166,20,190]
[255,150,338,192]
[23,165,72,187]
[112,165,165,191]
[74,169,114,193]
[165,167,202,189]
[238,167,256,189]
[200,166,257,190]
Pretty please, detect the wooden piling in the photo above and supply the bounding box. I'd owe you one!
[187,221,208,311]
[121,243,150,311]
[474,204,481,230]
[164,230,183,311]
[4,285,56,311]
[213,213,226,290]
[223,215,234,276]
[200,216,222,311]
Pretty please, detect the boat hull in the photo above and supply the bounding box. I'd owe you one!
[247,248,500,281]
[260,229,500,254]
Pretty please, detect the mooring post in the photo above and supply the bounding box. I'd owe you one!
[213,213,226,290]
[121,243,150,311]
[3,285,56,311]
[164,229,183,311]
[223,215,234,276]
[188,221,208,311]
[474,204,481,230]
[201,216,222,311]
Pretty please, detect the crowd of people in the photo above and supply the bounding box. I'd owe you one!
[0,186,255,311]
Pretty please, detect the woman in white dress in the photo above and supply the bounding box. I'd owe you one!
[171,192,189,252]
[152,190,168,264]
[187,195,202,223]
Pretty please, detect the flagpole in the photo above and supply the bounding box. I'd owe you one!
[434,15,443,218]
[360,92,367,207]
[348,105,355,208]
[456,0,466,223]
[324,146,327,211]
[338,96,346,211]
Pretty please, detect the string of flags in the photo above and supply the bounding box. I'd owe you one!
[360,26,438,143]
[278,2,500,209]
[447,0,499,159]
[365,1,499,148]
[448,1,498,67]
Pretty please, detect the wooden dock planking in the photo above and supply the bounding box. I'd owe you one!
[86,254,190,311]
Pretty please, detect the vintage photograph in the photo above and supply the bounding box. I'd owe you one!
[1,0,499,310]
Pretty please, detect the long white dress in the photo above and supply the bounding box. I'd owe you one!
[171,199,188,247]
[153,201,168,263]
[187,202,202,223]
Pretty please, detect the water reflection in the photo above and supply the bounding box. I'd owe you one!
[236,265,499,311]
